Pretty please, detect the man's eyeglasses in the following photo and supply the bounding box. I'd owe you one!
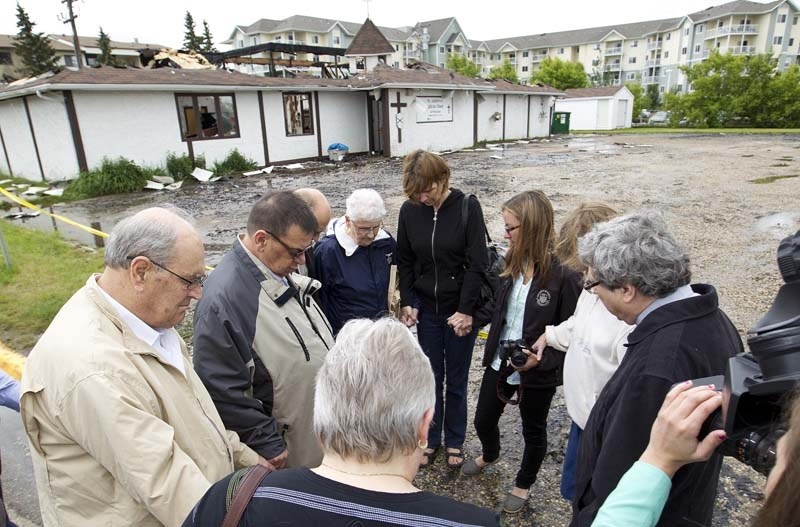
[504,224,521,234]
[265,230,313,260]
[583,279,602,293]
[127,256,206,289]
[354,222,383,236]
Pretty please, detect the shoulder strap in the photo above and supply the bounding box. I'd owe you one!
[461,193,493,244]
[222,464,273,527]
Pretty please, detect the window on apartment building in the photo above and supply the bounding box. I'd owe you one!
[409,43,414,51]
[696,24,704,33]
[593,43,600,50]
[64,55,75,66]
[592,59,600,66]
[716,41,721,48]
[794,15,798,25]
[509,52,516,59]
[522,65,528,72]
[676,84,683,92]
[682,46,688,54]
[660,86,666,93]
[288,35,294,42]
[664,50,669,58]
[0,52,11,65]
[685,27,690,35]
[312,35,319,44]
[237,39,244,48]
[394,61,400,68]
[628,57,636,63]
[333,36,340,45]
[774,36,784,45]
[719,20,725,27]
[283,93,314,136]
[666,32,671,40]
[275,36,282,41]
[558,47,564,54]
[439,46,445,53]
[694,44,701,53]
[790,38,795,46]
[522,51,529,57]
[627,72,636,80]
[176,94,239,141]
[632,40,638,47]
[778,14,788,23]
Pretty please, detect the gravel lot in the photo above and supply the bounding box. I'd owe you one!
[6,133,800,526]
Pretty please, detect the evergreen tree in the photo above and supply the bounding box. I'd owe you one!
[200,20,217,53]
[13,4,58,77]
[183,11,201,52]
[97,27,115,66]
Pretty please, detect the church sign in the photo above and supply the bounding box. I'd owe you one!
[415,96,453,123]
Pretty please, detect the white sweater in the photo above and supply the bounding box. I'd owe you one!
[545,290,634,429]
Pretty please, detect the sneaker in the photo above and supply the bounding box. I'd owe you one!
[502,489,531,514]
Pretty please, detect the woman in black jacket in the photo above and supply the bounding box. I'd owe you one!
[396,150,489,469]
[463,190,581,514]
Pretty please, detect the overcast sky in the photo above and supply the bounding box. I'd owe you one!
[3,0,725,48]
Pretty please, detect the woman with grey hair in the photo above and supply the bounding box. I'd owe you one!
[571,211,742,527]
[183,318,499,527]
[314,188,397,334]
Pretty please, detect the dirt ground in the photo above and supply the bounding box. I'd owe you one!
[7,133,800,526]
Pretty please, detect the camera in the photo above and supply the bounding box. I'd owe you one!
[498,339,529,368]
[694,230,800,476]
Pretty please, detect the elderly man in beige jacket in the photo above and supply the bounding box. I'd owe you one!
[20,207,264,527]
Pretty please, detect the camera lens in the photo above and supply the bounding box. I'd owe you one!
[730,428,784,476]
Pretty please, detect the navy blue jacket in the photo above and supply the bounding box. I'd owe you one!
[313,227,397,335]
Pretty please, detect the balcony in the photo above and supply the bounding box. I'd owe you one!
[403,50,420,58]
[643,75,665,84]
[604,46,623,55]
[531,53,547,62]
[705,24,758,39]
[647,41,663,51]
[645,58,661,67]
[604,63,621,72]
[730,45,757,55]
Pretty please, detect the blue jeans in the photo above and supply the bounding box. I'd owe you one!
[561,420,582,501]
[416,309,477,449]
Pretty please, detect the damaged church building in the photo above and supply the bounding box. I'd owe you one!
[0,20,563,182]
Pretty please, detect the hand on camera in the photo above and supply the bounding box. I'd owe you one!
[401,306,419,327]
[513,345,544,372]
[639,381,726,478]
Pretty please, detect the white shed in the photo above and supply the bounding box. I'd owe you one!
[555,85,634,131]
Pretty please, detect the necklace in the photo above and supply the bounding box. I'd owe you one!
[320,462,414,484]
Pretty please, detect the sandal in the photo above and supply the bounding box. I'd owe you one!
[445,447,465,469]
[419,447,440,468]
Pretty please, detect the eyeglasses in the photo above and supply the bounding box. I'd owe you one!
[504,224,521,234]
[127,256,206,289]
[265,230,313,260]
[583,279,602,293]
[353,222,383,236]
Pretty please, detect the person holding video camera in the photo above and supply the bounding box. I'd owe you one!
[571,211,742,527]
[463,190,581,514]
[593,381,799,527]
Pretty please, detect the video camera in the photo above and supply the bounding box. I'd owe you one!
[695,230,800,476]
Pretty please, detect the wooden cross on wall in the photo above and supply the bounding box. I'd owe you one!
[390,92,407,143]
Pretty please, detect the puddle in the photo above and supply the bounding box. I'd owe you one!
[754,212,800,234]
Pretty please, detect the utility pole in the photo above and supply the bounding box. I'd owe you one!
[58,0,83,69]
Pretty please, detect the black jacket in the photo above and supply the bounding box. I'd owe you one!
[475,259,581,388]
[571,284,743,527]
[396,189,488,317]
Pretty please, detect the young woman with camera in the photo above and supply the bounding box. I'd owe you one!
[465,190,581,513]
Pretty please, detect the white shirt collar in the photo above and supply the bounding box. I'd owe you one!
[636,284,698,325]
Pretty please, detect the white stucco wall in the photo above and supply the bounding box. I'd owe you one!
[388,89,474,157]
[262,91,320,162]
[556,90,633,131]
[0,98,43,181]
[503,94,529,139]
[317,91,368,154]
[555,99,600,130]
[477,94,504,143]
[528,96,555,138]
[27,92,80,181]
[597,100,612,130]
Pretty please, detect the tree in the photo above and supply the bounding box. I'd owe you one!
[530,57,588,90]
[13,4,58,77]
[97,27,115,66]
[645,84,660,109]
[183,11,201,52]
[626,82,647,122]
[445,53,480,77]
[664,51,800,127]
[200,20,217,53]
[487,59,519,83]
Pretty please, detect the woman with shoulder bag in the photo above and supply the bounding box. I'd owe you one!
[464,190,582,514]
[396,150,489,470]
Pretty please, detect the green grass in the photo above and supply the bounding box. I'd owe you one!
[0,221,104,352]
[749,174,799,184]
[571,128,800,135]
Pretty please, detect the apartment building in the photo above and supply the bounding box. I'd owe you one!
[0,34,165,82]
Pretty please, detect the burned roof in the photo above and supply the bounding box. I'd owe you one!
[346,62,488,89]
[346,19,396,56]
[483,79,565,96]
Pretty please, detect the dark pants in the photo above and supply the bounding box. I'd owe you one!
[416,309,477,449]
[561,421,582,501]
[473,366,556,489]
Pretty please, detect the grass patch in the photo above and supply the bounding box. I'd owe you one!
[211,149,258,177]
[64,157,149,200]
[0,221,104,352]
[572,128,800,135]
[749,174,799,184]
[166,152,206,181]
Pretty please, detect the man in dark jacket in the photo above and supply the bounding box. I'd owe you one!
[571,212,742,527]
